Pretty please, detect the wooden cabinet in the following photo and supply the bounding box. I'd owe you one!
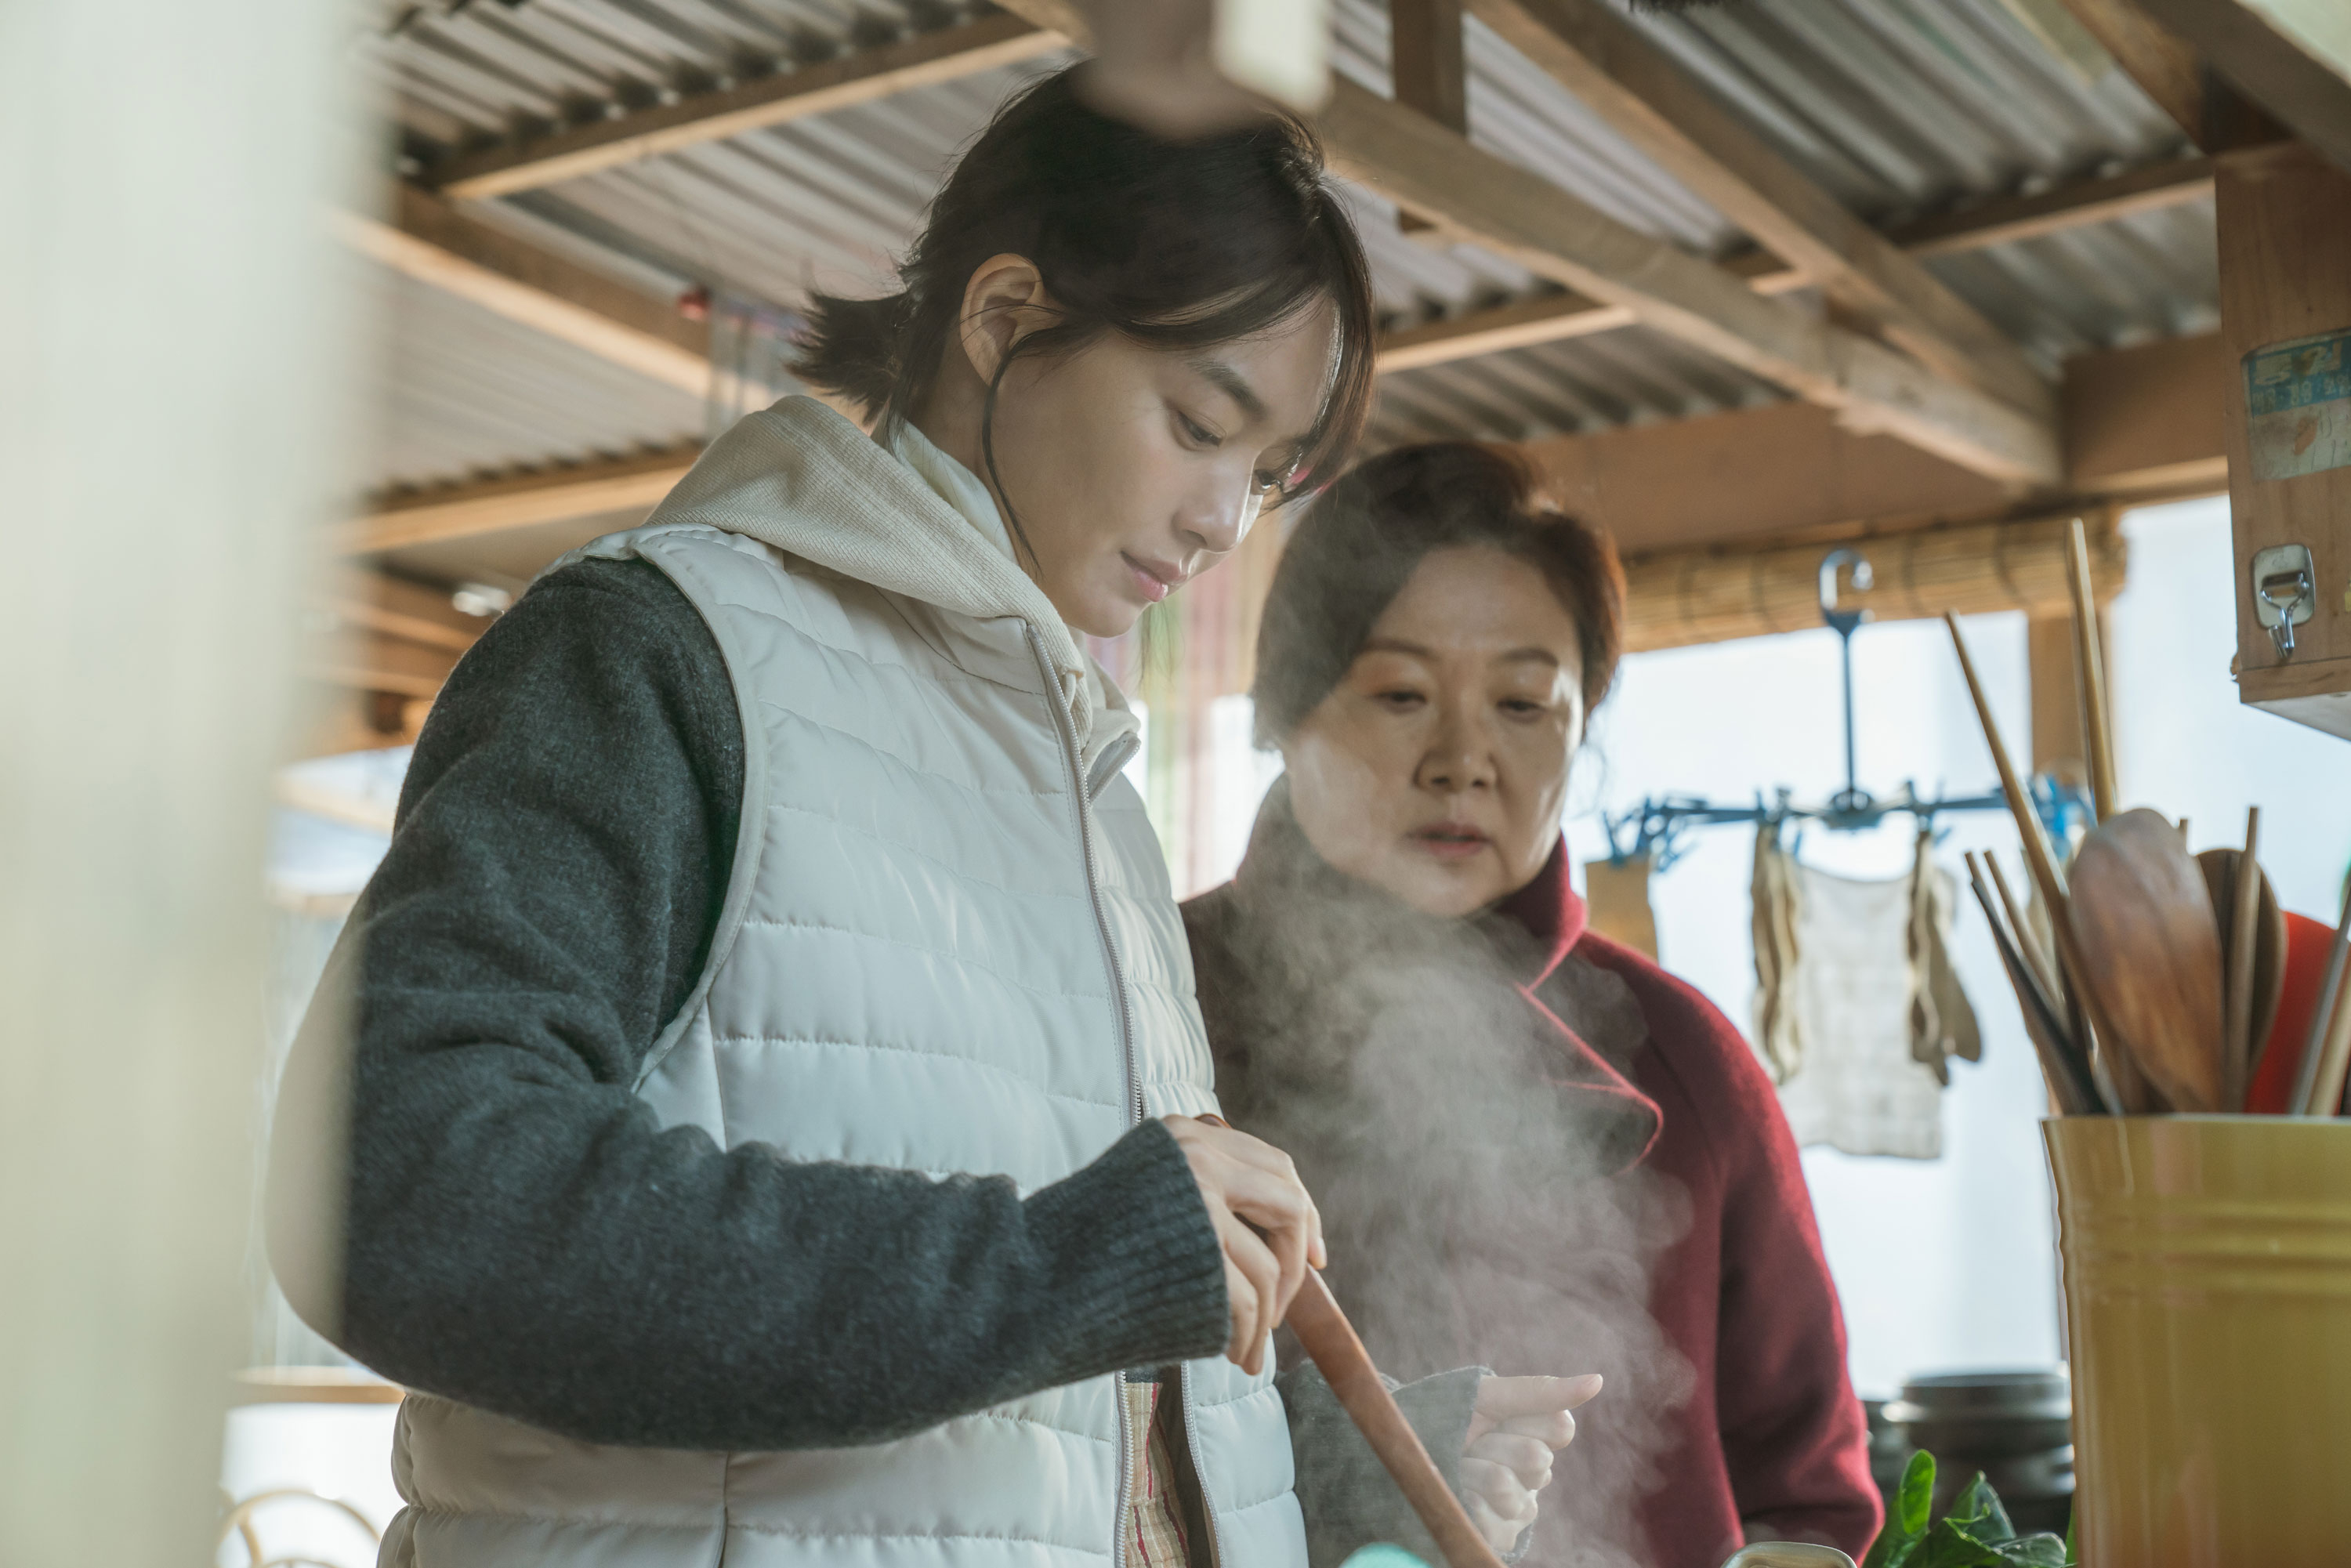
[2218,142,2351,740]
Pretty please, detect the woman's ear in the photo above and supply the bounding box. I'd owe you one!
[957,253,1055,387]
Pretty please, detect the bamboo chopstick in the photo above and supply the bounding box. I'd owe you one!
[1985,852,2063,1014]
[1946,611,2156,1112]
[1945,613,2069,907]
[2225,808,2262,1111]
[2066,518,2119,823]
[1967,855,2097,1114]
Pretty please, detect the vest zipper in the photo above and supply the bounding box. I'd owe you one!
[1177,1361,1226,1568]
[1025,628,1145,1567]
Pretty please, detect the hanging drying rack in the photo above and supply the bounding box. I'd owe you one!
[1600,547,2091,874]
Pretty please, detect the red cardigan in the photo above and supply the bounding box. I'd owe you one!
[1500,846,1881,1563]
[1186,821,1879,1566]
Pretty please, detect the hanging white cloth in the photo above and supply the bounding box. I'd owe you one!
[1763,829,1981,1160]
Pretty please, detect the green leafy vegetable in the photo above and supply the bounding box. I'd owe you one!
[1860,1452,2071,1568]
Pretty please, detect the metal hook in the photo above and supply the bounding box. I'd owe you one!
[1818,548,1875,636]
[1817,550,1875,817]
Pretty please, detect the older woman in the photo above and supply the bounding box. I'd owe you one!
[1183,443,1880,1567]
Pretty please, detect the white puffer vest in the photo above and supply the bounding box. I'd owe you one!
[383,402,1307,1568]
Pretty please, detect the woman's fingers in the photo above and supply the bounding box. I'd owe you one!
[1213,1207,1284,1374]
[1463,1492,1518,1555]
[1460,1458,1538,1545]
[1215,1157,1317,1317]
[1166,1116,1325,1344]
[1468,1431,1554,1492]
[1468,1372,1603,1444]
[1500,1408,1576,1449]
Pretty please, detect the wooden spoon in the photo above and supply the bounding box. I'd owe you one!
[1285,1268,1505,1568]
[2067,808,2226,1113]
[2198,841,2286,1110]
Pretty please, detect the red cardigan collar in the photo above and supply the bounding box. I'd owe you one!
[1494,836,1585,988]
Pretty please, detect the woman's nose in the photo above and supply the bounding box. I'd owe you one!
[1180,480,1263,559]
[1415,708,1497,794]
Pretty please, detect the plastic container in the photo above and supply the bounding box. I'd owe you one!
[2045,1114,2351,1566]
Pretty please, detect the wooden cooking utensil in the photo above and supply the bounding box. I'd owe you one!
[1945,611,2156,1111]
[2198,835,2285,1110]
[2065,518,2119,824]
[1285,1267,1505,1568]
[2069,809,2227,1113]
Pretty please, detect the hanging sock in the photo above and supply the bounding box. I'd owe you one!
[1907,827,1983,1087]
[1750,819,1805,1086]
[1586,853,1661,961]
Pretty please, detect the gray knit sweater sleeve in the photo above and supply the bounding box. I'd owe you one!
[266,556,1230,1451]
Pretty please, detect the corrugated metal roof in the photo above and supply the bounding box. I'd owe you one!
[363,257,706,488]
[353,0,2219,487]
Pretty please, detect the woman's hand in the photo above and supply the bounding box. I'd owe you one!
[1162,1115,1325,1375]
[1458,1373,1604,1552]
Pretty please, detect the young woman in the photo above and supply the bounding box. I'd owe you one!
[1183,443,1883,1568]
[270,73,1592,1568]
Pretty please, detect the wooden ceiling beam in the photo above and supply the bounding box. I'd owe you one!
[1375,156,2213,373]
[1885,155,2215,254]
[337,445,704,555]
[334,184,715,397]
[2046,0,2209,143]
[309,569,494,652]
[1317,78,2061,484]
[1520,331,2222,555]
[2132,0,2351,175]
[428,15,1063,200]
[1391,0,1469,132]
[1462,0,2053,419]
[300,630,462,700]
[987,0,2058,482]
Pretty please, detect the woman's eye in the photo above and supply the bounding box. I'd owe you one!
[1500,698,1547,717]
[1376,690,1426,710]
[1176,412,1221,448]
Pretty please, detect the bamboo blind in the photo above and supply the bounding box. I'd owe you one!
[1621,511,2129,654]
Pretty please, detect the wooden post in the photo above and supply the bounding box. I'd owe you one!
[2029,615,2092,791]
[2216,142,2351,738]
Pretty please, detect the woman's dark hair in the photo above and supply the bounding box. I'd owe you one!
[1252,441,1625,745]
[795,67,1375,557]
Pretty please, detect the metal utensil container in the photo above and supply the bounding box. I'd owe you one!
[2045,1114,2351,1566]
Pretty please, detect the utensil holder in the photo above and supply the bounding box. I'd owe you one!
[2045,1115,2351,1566]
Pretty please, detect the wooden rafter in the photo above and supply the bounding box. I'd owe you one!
[2132,0,2351,175]
[1522,331,2223,555]
[301,630,462,700]
[429,16,1064,200]
[1886,155,2214,255]
[309,569,493,653]
[1462,0,2052,418]
[2047,0,2210,143]
[1317,79,2061,483]
[335,185,715,397]
[987,0,2058,483]
[1391,0,1469,131]
[337,445,704,556]
[1376,157,2213,372]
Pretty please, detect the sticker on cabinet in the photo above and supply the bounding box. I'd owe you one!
[2245,328,2351,480]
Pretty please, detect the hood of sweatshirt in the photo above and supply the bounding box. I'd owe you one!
[640,396,1138,772]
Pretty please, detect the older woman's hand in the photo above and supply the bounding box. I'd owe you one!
[1458,1373,1604,1552]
